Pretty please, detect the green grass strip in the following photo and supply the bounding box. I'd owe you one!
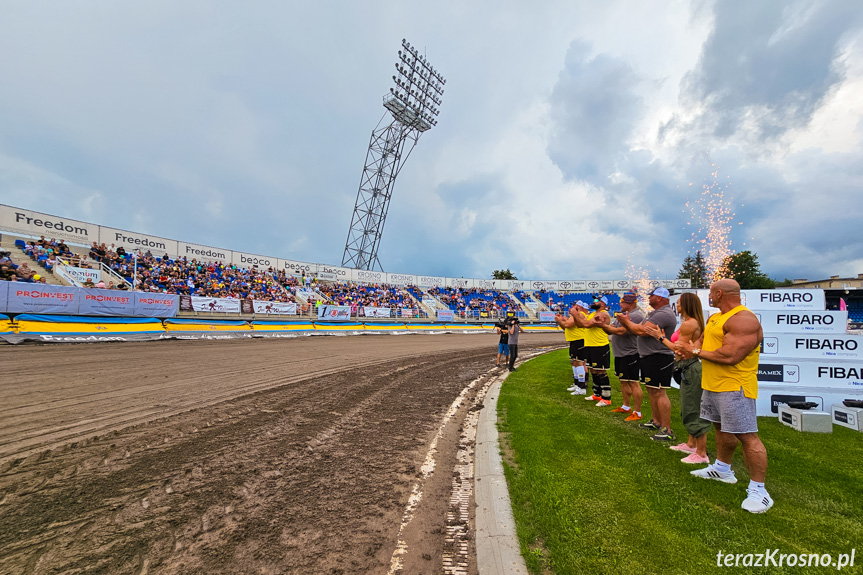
[498,349,863,575]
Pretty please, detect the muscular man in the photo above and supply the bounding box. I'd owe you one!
[584,296,613,406]
[617,287,677,441]
[602,293,644,421]
[555,300,592,395]
[676,279,772,513]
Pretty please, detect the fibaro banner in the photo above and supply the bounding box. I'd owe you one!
[759,333,863,361]
[754,310,848,333]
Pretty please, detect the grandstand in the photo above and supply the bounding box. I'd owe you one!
[537,290,622,314]
[1,203,693,324]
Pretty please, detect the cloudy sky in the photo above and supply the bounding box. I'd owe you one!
[1,0,861,282]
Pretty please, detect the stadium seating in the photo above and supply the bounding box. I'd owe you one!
[427,287,526,319]
[536,291,621,314]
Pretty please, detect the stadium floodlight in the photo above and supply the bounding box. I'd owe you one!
[341,39,446,271]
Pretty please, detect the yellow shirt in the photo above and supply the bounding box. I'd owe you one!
[701,305,760,399]
[564,310,589,341]
[585,310,610,347]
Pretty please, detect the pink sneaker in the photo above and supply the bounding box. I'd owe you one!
[681,453,710,464]
[669,443,696,453]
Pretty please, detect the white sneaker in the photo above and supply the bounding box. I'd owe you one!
[570,388,586,396]
[690,464,737,484]
[567,384,579,391]
[741,489,774,513]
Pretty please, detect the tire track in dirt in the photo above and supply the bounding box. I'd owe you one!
[0,335,561,574]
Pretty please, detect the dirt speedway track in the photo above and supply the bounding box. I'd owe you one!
[0,333,561,574]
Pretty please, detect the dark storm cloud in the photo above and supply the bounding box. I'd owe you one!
[546,42,644,181]
[677,0,863,141]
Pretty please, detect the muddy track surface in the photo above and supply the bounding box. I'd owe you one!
[0,334,560,574]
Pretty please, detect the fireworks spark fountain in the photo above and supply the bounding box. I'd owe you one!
[684,164,737,281]
[625,259,657,312]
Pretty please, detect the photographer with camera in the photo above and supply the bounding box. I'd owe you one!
[507,316,525,372]
[495,319,510,367]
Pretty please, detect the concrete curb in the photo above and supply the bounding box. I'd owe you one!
[474,373,528,575]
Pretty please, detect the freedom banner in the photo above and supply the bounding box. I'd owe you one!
[317,305,351,320]
[190,297,241,313]
[362,307,391,318]
[5,284,80,314]
[252,300,298,315]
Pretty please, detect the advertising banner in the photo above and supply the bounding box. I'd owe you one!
[599,280,615,290]
[190,297,241,313]
[317,305,351,320]
[612,280,632,290]
[0,204,97,245]
[753,310,848,334]
[401,308,416,318]
[252,300,298,315]
[232,251,277,270]
[584,280,603,292]
[418,275,445,287]
[529,280,558,291]
[538,311,556,322]
[755,382,863,416]
[353,269,387,284]
[363,307,391,318]
[99,227,177,257]
[387,273,416,286]
[279,259,315,276]
[5,284,79,314]
[178,242,230,263]
[64,266,101,285]
[134,293,179,317]
[758,333,863,361]
[78,289,135,316]
[318,265,351,282]
[0,281,8,310]
[436,310,455,321]
[756,358,863,389]
[742,289,825,310]
[446,278,472,289]
[422,297,439,310]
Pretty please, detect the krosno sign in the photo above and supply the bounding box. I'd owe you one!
[0,203,690,290]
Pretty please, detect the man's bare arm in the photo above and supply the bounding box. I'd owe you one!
[693,312,761,365]
[556,314,575,328]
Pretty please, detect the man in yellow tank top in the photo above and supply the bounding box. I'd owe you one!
[555,300,593,395]
[676,279,772,513]
[584,296,613,405]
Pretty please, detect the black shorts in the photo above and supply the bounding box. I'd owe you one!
[585,344,610,370]
[640,353,675,389]
[615,354,640,381]
[569,339,586,361]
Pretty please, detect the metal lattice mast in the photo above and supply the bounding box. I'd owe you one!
[342,39,446,271]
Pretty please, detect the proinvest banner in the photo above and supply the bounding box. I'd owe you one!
[0,283,178,317]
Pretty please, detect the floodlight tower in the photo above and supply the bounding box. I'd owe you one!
[341,39,446,271]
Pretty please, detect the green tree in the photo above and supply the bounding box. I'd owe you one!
[678,250,708,288]
[720,251,775,289]
[492,269,518,280]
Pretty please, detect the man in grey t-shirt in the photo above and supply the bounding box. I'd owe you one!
[602,293,645,421]
[507,317,525,372]
[616,287,678,441]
